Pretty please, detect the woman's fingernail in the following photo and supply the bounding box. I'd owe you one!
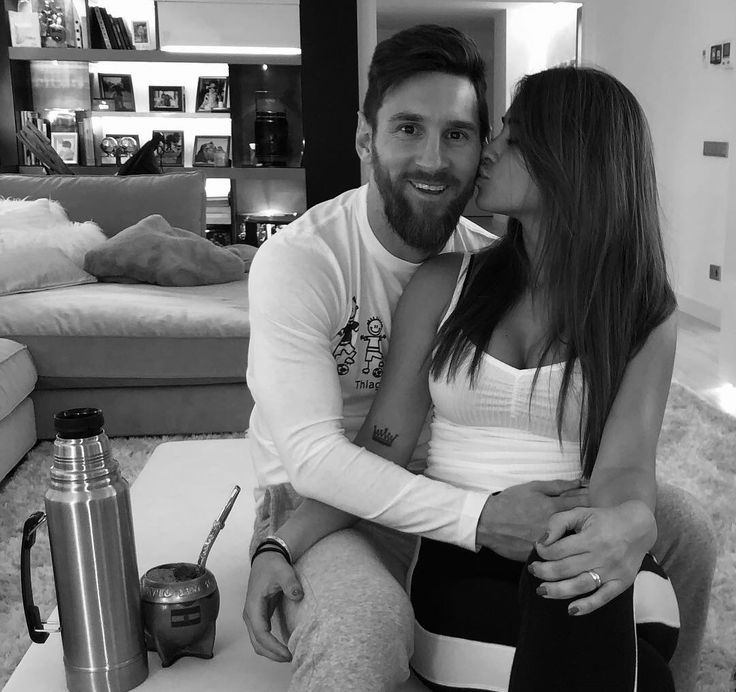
[539,531,549,545]
[568,605,580,616]
[536,585,548,596]
[527,563,536,576]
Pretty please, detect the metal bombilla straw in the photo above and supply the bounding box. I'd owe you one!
[197,485,241,570]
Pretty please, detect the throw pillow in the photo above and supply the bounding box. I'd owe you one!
[0,247,97,296]
[0,197,69,228]
[84,214,246,286]
[225,243,258,272]
[0,219,107,268]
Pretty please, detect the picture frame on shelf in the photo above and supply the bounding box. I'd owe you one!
[50,132,78,164]
[154,130,184,167]
[98,74,135,112]
[195,77,229,112]
[131,20,151,49]
[193,135,231,167]
[100,134,140,166]
[149,86,184,112]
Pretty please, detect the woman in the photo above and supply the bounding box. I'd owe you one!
[253,66,680,690]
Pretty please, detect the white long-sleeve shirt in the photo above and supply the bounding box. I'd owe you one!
[246,184,495,549]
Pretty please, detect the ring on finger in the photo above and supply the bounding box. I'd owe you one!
[586,569,602,590]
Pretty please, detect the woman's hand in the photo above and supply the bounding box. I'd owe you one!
[527,500,657,616]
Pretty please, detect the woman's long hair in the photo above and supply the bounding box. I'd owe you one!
[431,67,676,478]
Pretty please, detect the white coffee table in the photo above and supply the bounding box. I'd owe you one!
[5,439,426,691]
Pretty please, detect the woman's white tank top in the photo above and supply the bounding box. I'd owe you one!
[427,254,584,493]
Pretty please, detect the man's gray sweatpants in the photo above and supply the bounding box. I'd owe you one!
[253,481,716,692]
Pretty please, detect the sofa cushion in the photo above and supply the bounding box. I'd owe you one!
[84,214,245,286]
[0,248,97,296]
[0,339,37,419]
[0,171,206,237]
[0,398,36,482]
[0,281,248,384]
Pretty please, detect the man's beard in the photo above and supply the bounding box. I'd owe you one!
[372,147,476,254]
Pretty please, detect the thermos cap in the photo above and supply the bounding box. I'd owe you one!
[54,408,105,439]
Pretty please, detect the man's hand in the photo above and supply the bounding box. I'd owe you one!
[243,552,304,662]
[476,479,589,561]
[528,500,657,615]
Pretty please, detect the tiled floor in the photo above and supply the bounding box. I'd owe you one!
[674,311,735,416]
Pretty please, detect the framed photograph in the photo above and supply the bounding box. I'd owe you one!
[192,135,231,167]
[149,86,184,112]
[154,130,184,167]
[131,20,151,48]
[100,134,140,166]
[195,77,229,112]
[51,132,78,164]
[98,74,136,112]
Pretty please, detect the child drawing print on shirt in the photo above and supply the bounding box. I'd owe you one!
[361,316,386,377]
[333,297,359,375]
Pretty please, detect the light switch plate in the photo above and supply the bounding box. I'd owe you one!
[703,141,729,157]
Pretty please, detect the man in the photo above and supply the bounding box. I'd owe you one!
[244,25,715,692]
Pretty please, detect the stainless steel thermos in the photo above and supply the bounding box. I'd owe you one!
[21,408,148,692]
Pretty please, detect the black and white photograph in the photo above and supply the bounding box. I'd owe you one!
[131,20,150,46]
[1,7,735,692]
[50,132,78,164]
[192,135,230,166]
[195,77,229,112]
[100,134,140,165]
[153,130,184,167]
[148,86,184,112]
[98,74,136,112]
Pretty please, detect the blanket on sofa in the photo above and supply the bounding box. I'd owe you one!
[84,214,246,286]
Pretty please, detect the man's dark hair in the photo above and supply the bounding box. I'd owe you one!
[362,24,490,141]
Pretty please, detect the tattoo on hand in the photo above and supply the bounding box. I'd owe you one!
[372,425,398,447]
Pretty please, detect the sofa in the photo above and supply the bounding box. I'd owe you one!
[0,171,253,454]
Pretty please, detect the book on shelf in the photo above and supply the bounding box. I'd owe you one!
[100,8,122,49]
[90,7,112,49]
[109,14,125,50]
[115,17,134,50]
[18,111,46,166]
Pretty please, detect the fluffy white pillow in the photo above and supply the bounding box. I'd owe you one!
[0,247,96,296]
[0,197,70,229]
[0,220,107,268]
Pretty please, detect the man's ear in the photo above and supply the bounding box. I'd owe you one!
[355,111,373,164]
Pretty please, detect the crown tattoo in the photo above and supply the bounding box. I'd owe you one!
[372,425,398,447]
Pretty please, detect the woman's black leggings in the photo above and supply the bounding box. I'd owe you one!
[409,539,679,692]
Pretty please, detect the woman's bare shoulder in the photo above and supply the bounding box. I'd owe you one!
[400,252,470,322]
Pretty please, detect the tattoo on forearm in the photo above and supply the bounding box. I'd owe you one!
[372,425,399,447]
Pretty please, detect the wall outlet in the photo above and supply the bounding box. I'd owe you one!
[709,264,722,281]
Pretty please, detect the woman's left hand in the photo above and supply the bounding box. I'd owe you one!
[528,500,657,615]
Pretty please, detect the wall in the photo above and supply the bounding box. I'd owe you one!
[504,4,579,107]
[581,0,734,329]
